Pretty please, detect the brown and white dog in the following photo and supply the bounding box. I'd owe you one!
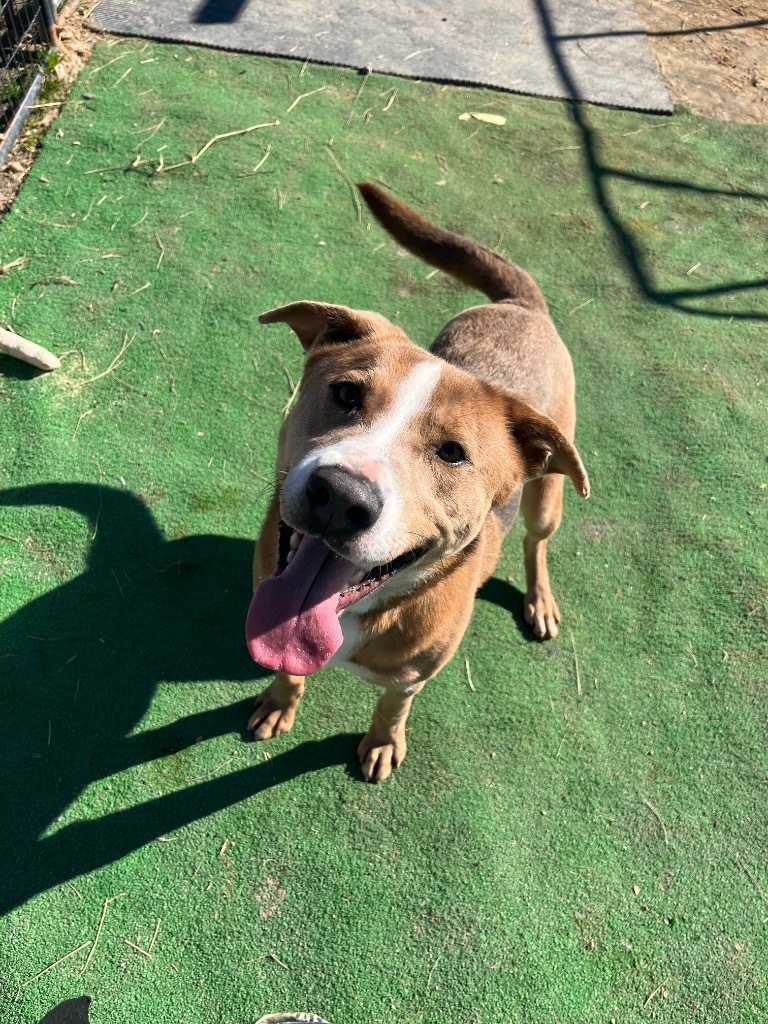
[245,183,589,782]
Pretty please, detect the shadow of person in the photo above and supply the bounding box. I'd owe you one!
[38,996,91,1024]
[0,483,359,914]
[192,0,249,25]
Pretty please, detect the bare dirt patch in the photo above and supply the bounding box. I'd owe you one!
[253,875,287,919]
[635,0,768,123]
[579,518,616,544]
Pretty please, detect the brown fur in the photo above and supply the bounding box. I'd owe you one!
[248,185,589,781]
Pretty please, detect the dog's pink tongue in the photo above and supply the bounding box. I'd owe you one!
[246,536,360,676]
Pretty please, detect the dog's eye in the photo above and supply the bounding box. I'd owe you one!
[436,441,467,465]
[330,381,363,411]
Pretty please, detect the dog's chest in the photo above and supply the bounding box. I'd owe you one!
[327,608,381,684]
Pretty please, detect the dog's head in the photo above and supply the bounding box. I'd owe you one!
[246,301,588,675]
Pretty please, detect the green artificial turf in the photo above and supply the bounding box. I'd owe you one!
[1,38,767,1024]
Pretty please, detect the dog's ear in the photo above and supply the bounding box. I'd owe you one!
[505,393,590,497]
[259,301,395,351]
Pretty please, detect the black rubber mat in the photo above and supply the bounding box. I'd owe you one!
[90,0,673,113]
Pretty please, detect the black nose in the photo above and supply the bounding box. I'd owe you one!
[303,466,384,543]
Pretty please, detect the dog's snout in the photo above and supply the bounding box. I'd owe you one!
[304,466,384,540]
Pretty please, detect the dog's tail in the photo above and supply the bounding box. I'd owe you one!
[357,182,547,311]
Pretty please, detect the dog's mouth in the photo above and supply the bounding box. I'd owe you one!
[245,520,427,676]
[275,520,426,608]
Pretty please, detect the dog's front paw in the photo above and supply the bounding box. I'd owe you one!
[248,688,298,740]
[357,730,406,783]
[524,589,561,639]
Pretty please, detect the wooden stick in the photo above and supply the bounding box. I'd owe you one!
[125,939,152,958]
[159,121,279,173]
[245,953,291,971]
[16,941,92,995]
[643,797,669,847]
[237,144,272,178]
[74,333,135,389]
[643,977,670,1009]
[0,329,60,370]
[570,630,582,696]
[464,657,476,693]
[325,147,362,223]
[81,892,127,973]
[285,85,327,114]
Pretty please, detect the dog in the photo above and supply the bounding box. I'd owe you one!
[245,183,589,782]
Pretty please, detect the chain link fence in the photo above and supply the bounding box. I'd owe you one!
[1,0,56,158]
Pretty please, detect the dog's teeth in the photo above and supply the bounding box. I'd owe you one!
[289,531,301,551]
[286,550,295,565]
[350,569,365,585]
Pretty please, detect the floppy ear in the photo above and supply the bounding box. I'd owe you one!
[505,393,590,497]
[259,301,395,351]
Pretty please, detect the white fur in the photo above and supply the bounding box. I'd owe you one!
[327,611,379,681]
[331,605,430,694]
[282,358,443,567]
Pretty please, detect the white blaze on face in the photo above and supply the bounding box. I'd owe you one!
[282,357,444,567]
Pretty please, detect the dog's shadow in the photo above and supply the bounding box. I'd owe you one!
[477,574,539,642]
[0,483,361,915]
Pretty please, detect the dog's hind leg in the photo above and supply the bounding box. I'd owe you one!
[248,672,305,740]
[520,474,565,640]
